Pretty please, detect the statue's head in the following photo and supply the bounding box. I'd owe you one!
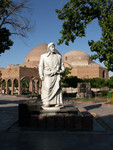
[47,42,55,53]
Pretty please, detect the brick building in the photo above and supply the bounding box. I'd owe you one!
[0,43,108,95]
[0,44,59,95]
[62,50,108,79]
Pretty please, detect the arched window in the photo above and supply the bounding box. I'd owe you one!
[65,56,67,60]
[103,70,105,78]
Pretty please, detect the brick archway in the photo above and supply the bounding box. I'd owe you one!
[13,79,19,94]
[20,77,30,95]
[0,67,40,95]
[7,79,12,94]
[1,79,6,94]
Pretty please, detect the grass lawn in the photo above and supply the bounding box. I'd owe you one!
[68,97,107,102]
[106,101,113,105]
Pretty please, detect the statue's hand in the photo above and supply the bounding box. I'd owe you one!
[57,69,64,74]
[50,70,57,76]
[50,72,54,77]
[40,76,44,80]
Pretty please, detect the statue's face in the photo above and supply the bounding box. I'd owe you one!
[49,44,55,53]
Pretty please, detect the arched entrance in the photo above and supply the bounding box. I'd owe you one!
[14,79,19,94]
[22,80,30,95]
[2,80,6,94]
[20,77,30,95]
[7,79,12,94]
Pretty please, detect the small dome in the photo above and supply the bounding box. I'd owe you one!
[63,50,89,59]
[63,50,91,67]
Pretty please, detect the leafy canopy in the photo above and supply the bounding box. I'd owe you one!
[83,77,105,88]
[56,0,113,71]
[105,76,113,88]
[0,27,13,54]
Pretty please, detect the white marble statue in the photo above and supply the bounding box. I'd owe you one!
[39,42,65,108]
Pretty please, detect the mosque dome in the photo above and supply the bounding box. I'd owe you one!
[62,50,92,67]
[25,43,47,63]
[20,43,60,68]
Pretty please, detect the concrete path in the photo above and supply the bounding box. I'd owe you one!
[1,95,113,150]
[0,95,31,132]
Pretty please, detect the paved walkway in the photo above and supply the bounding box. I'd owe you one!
[0,95,113,150]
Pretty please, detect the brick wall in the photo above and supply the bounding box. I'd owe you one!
[0,67,20,79]
[70,66,108,80]
[20,67,39,79]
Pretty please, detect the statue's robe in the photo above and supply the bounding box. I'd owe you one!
[39,52,65,106]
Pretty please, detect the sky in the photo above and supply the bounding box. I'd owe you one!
[0,0,112,77]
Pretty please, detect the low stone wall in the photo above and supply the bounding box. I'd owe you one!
[62,87,77,93]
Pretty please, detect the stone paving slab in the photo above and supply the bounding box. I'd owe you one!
[0,95,31,131]
[1,95,113,149]
[0,131,113,150]
[74,102,113,131]
[0,96,112,132]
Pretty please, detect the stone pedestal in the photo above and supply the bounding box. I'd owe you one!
[18,100,93,131]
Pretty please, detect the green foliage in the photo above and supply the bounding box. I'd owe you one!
[105,76,113,88]
[56,0,113,71]
[101,90,108,96]
[14,79,18,87]
[62,75,82,88]
[2,80,6,88]
[0,0,13,54]
[61,67,79,88]
[61,67,71,80]
[83,77,105,88]
[0,0,11,15]
[0,28,13,54]
[22,80,29,88]
[8,80,11,87]
[71,97,106,102]
[62,68,106,88]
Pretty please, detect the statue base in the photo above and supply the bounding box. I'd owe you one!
[18,100,93,131]
[42,105,63,111]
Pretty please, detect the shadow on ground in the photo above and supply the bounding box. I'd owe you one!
[84,104,102,110]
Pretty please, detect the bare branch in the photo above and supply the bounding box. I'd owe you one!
[0,0,32,37]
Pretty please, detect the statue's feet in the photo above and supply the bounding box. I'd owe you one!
[55,104,60,107]
[55,104,64,108]
[43,104,49,107]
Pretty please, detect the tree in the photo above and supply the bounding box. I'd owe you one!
[62,75,82,88]
[0,27,13,54]
[55,0,113,71]
[61,67,71,86]
[83,77,105,88]
[105,76,113,88]
[0,0,31,54]
[61,67,71,80]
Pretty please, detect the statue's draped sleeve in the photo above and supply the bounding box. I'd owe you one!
[60,55,65,73]
[39,55,44,79]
